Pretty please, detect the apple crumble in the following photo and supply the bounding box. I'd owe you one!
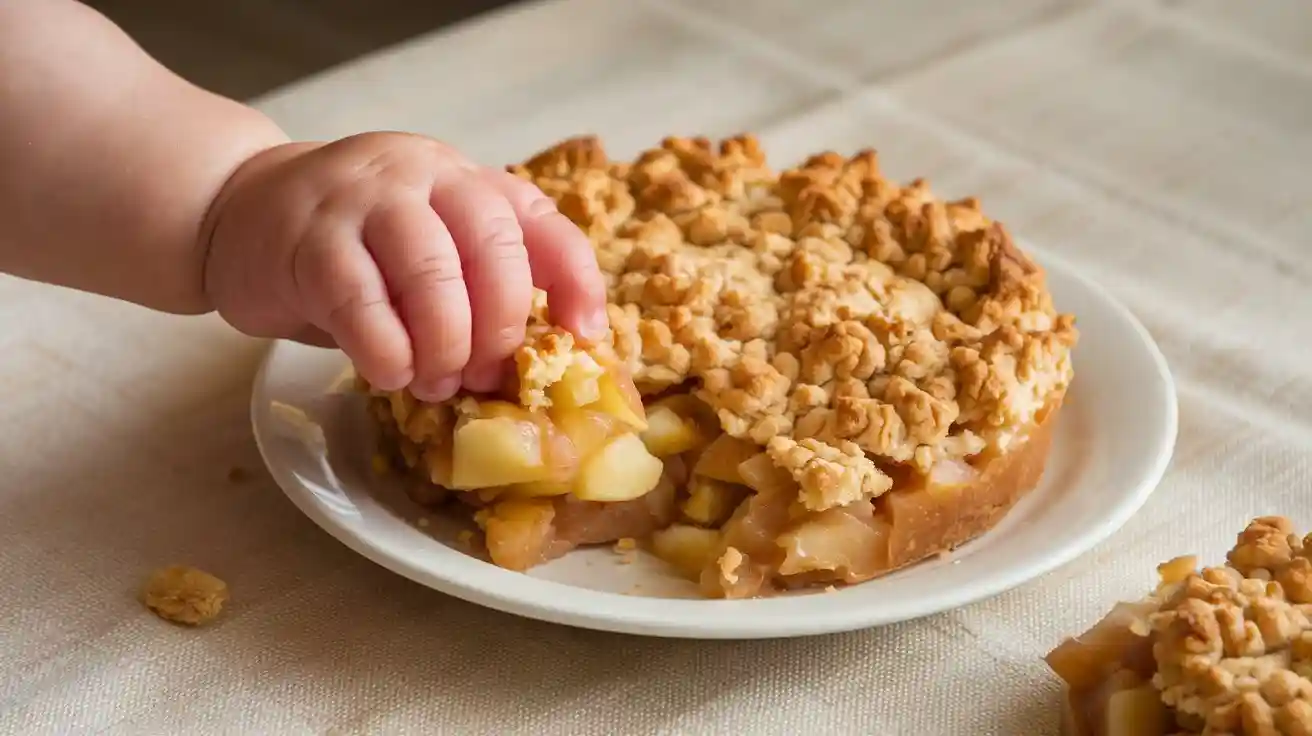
[1047,517,1312,735]
[359,134,1077,599]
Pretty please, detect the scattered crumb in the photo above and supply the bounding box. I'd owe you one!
[612,537,639,564]
[370,453,390,476]
[142,565,228,626]
[226,466,252,484]
[718,547,745,585]
[824,585,838,594]
[456,530,475,548]
[416,517,430,528]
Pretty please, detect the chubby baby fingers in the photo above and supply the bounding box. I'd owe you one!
[362,200,471,403]
[293,235,413,392]
[483,170,608,343]
[429,173,534,394]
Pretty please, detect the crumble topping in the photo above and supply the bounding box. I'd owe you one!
[511,134,1076,497]
[1050,517,1312,735]
[511,294,611,411]
[142,565,228,626]
[766,436,892,512]
[1150,517,1312,733]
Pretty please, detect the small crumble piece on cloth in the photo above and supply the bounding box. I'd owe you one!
[141,564,229,626]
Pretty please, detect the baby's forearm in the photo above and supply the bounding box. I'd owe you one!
[0,0,289,314]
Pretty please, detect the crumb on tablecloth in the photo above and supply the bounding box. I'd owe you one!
[142,564,229,626]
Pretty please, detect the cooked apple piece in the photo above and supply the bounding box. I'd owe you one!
[1156,555,1196,584]
[692,435,759,484]
[640,405,702,457]
[1045,602,1158,692]
[547,358,603,408]
[1103,684,1169,736]
[927,458,977,489]
[776,505,891,579]
[506,479,573,498]
[650,525,722,580]
[553,407,622,460]
[736,452,798,496]
[593,371,647,431]
[574,433,664,502]
[482,498,558,571]
[652,394,718,428]
[663,454,690,491]
[554,467,680,545]
[681,476,749,527]
[450,416,552,489]
[421,441,455,488]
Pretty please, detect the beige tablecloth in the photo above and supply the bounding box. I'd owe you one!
[3,1,1310,734]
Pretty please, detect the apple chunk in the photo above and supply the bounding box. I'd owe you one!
[1104,684,1169,736]
[692,434,759,484]
[640,405,702,457]
[450,416,552,489]
[593,372,647,431]
[574,433,664,502]
[681,476,749,527]
[547,359,603,409]
[482,498,557,571]
[649,524,722,580]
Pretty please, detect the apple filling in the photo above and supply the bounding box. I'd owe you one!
[369,350,1062,597]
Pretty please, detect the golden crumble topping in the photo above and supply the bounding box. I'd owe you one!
[766,436,892,512]
[142,564,228,626]
[512,134,1076,491]
[1048,517,1312,735]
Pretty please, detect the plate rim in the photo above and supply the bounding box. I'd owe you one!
[251,244,1178,640]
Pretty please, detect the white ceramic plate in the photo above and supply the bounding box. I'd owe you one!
[251,245,1177,640]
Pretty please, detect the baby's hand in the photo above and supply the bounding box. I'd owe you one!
[202,132,607,402]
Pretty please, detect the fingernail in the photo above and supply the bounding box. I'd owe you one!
[579,309,609,342]
[526,195,558,218]
[411,374,462,403]
[371,367,414,393]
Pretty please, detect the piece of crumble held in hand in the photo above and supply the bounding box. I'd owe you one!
[142,564,229,626]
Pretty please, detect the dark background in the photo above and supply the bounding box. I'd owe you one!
[85,0,520,100]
